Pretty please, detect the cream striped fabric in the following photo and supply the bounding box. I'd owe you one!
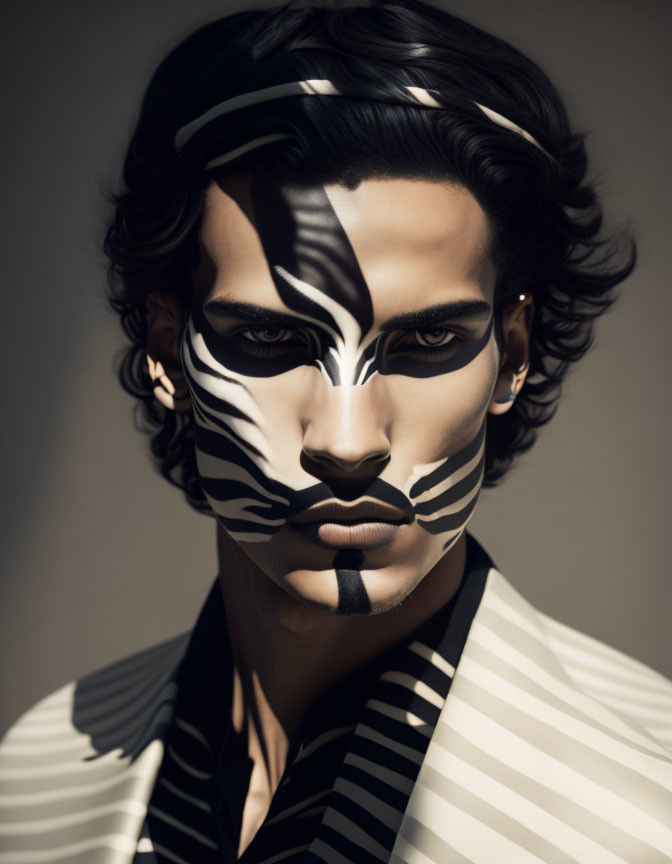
[1,567,670,863]
[0,635,188,863]
[391,570,672,864]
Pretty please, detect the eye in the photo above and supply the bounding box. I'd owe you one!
[413,328,457,348]
[387,326,463,360]
[240,326,297,344]
[233,325,311,358]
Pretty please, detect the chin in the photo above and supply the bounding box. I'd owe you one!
[276,563,422,618]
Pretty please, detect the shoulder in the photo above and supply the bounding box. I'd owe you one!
[539,609,672,748]
[0,633,191,857]
[475,565,672,749]
[0,631,190,761]
[398,564,672,862]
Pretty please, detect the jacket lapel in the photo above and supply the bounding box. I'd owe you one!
[3,569,671,863]
[390,566,672,863]
[0,633,189,862]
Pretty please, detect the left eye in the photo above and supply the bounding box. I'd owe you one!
[412,328,457,348]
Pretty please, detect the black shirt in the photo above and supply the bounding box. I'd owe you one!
[134,533,490,863]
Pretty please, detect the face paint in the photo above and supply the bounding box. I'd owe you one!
[405,421,485,552]
[333,549,370,615]
[181,175,497,614]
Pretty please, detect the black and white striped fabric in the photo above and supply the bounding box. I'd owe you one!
[2,537,671,863]
[133,536,488,863]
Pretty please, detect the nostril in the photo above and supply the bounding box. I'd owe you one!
[301,447,390,475]
[363,451,391,466]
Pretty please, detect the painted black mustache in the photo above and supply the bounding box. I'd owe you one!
[195,420,483,549]
[196,425,413,532]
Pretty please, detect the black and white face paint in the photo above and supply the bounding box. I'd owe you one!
[180,175,497,614]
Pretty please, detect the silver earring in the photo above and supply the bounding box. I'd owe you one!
[495,387,516,404]
[495,373,518,404]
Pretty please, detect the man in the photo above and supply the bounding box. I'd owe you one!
[1,1,670,862]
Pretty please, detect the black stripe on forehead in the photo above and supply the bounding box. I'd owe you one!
[250,174,374,341]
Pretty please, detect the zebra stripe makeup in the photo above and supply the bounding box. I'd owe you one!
[182,312,485,551]
[181,175,494,613]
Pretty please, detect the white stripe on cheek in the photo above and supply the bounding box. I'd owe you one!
[410,437,485,506]
[190,393,273,473]
[195,452,290,506]
[419,469,483,524]
[186,321,264,425]
[187,381,272,470]
[207,497,285,525]
[182,321,277,472]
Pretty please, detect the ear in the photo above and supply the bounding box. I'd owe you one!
[145,292,191,412]
[488,293,534,416]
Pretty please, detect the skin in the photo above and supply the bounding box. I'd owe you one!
[146,174,532,856]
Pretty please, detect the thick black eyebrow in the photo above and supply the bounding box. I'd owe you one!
[380,300,492,331]
[203,299,308,329]
[203,297,492,330]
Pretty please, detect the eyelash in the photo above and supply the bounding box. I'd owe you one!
[235,327,307,356]
[394,328,460,352]
[235,326,463,356]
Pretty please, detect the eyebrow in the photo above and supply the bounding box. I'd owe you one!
[203,298,492,330]
[379,299,492,330]
[203,299,308,329]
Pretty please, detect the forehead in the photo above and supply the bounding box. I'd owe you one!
[196,173,496,313]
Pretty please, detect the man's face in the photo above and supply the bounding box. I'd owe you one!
[181,173,499,615]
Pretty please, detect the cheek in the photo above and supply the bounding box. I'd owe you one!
[237,367,316,484]
[180,322,300,496]
[387,339,500,462]
[394,347,498,556]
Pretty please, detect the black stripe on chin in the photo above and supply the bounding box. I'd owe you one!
[334,549,371,615]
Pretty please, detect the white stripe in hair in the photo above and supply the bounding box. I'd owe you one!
[175,78,551,163]
[404,85,442,108]
[175,79,340,149]
[474,103,545,151]
[206,133,293,170]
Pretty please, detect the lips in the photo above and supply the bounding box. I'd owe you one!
[290,499,410,550]
[291,499,410,525]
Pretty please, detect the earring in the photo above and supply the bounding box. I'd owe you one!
[495,386,516,404]
[495,372,519,404]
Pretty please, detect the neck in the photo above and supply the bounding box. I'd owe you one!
[216,525,466,855]
[215,526,467,751]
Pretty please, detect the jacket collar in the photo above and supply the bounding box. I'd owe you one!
[1,564,670,862]
[391,567,672,862]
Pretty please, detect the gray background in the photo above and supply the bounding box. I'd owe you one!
[1,0,670,735]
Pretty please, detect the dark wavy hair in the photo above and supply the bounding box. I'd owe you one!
[104,0,635,514]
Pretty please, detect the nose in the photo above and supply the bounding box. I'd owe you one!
[302,384,391,475]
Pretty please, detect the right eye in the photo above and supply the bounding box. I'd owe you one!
[239,326,297,344]
[231,325,312,358]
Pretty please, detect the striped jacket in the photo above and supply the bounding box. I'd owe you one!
[1,563,671,862]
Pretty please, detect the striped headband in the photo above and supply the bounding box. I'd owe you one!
[174,78,553,170]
